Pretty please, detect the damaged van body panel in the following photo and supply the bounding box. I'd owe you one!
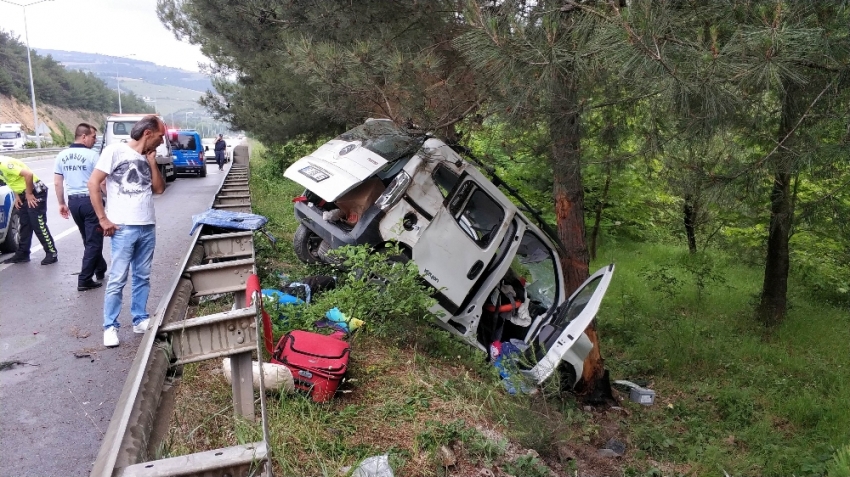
[285,119,613,389]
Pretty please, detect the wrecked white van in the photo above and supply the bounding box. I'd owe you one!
[284,119,614,388]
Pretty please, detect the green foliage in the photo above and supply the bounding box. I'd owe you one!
[502,455,552,477]
[828,445,850,477]
[312,245,436,336]
[0,29,152,113]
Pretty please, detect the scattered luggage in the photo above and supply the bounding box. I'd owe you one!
[271,330,351,402]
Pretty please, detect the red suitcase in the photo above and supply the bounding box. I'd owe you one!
[271,330,350,402]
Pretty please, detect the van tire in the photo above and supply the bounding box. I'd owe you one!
[199,166,207,178]
[0,209,20,253]
[293,224,324,264]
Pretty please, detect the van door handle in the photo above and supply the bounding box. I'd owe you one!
[467,260,484,279]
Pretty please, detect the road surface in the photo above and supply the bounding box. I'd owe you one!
[0,156,233,477]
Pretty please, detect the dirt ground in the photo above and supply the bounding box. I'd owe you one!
[0,94,106,137]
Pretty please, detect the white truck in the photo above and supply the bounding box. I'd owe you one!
[0,124,27,151]
[103,114,176,182]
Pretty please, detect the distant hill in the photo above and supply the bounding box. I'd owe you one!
[35,49,213,93]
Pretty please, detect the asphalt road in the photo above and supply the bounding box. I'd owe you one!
[0,157,232,476]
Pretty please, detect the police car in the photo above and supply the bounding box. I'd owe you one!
[0,177,20,253]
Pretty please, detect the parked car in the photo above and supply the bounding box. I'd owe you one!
[168,129,206,177]
[201,137,231,164]
[0,175,20,253]
[284,119,615,389]
[104,114,176,182]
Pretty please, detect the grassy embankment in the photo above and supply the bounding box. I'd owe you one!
[161,144,850,477]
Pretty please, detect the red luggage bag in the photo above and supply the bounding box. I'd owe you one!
[271,330,350,402]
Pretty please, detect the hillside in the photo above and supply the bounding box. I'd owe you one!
[1,94,106,144]
[35,49,212,93]
[114,78,203,117]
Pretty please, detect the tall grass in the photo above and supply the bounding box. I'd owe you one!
[597,242,850,476]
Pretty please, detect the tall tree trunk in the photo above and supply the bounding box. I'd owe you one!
[549,77,610,403]
[590,162,612,261]
[551,80,589,293]
[683,193,698,254]
[757,83,801,326]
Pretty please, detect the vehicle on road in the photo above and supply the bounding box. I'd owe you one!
[0,124,26,151]
[104,114,176,182]
[168,129,206,177]
[284,119,614,389]
[0,176,20,253]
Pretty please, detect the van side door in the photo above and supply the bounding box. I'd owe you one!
[413,172,515,315]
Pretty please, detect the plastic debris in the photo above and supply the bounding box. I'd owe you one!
[351,454,393,477]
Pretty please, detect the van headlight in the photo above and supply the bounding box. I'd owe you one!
[375,171,412,211]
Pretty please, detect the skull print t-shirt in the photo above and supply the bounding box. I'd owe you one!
[96,143,156,225]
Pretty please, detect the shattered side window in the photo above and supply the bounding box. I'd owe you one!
[433,165,459,198]
[515,231,558,310]
[454,184,504,248]
[337,120,425,162]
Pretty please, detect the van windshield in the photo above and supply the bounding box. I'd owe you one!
[336,120,425,162]
[111,122,136,136]
[0,132,20,139]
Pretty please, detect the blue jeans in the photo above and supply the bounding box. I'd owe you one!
[103,224,156,330]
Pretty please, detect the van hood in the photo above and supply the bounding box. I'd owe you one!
[284,139,388,202]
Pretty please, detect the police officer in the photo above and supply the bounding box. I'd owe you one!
[54,123,107,290]
[0,155,58,265]
[214,134,226,171]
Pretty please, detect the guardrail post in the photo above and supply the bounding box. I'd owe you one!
[231,290,255,419]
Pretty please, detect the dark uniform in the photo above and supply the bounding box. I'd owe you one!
[214,136,227,171]
[54,144,107,289]
[0,155,57,264]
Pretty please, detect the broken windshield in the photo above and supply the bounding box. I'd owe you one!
[337,120,425,162]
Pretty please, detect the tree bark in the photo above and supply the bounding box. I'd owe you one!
[550,80,589,294]
[549,76,611,402]
[589,163,612,261]
[757,83,801,326]
[683,193,698,254]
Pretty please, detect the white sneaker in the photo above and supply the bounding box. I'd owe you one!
[104,327,119,347]
[133,318,151,334]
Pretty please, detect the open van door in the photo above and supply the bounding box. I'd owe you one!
[413,174,515,315]
[521,264,615,385]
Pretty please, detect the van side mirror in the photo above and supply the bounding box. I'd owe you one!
[205,146,209,151]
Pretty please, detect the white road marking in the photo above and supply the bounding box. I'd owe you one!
[0,225,78,272]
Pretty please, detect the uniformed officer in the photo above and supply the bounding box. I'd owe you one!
[54,123,107,290]
[0,155,58,265]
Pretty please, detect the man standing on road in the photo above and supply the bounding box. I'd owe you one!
[0,155,58,265]
[214,134,226,171]
[88,115,166,347]
[54,123,108,291]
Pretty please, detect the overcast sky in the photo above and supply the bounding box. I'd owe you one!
[0,0,208,71]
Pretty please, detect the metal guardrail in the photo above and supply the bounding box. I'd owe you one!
[90,163,273,477]
[1,147,64,159]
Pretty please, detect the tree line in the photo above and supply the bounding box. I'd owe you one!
[0,29,151,117]
[158,0,850,397]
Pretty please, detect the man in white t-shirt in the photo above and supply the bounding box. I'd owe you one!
[88,115,166,347]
